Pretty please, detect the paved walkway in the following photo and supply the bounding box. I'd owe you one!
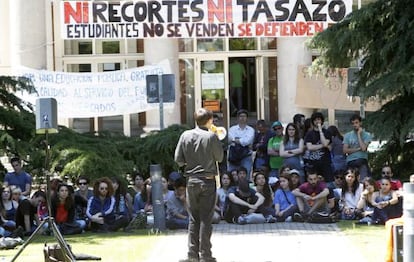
[145,222,366,262]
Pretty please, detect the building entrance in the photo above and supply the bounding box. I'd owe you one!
[228,57,257,124]
[178,52,278,130]
[194,56,258,129]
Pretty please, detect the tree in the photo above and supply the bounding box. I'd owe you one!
[309,0,414,179]
[0,76,36,164]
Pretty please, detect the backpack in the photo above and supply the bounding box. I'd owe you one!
[228,144,250,164]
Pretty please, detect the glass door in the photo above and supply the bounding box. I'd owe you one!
[256,56,278,122]
[195,58,229,129]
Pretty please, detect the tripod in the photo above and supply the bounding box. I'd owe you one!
[11,129,76,262]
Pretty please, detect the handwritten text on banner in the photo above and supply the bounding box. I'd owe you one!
[15,61,172,118]
[61,0,352,39]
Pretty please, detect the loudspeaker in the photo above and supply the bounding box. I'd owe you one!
[36,98,58,134]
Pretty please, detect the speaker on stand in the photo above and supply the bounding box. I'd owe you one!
[35,97,58,134]
[12,98,76,262]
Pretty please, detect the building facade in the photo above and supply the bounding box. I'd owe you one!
[0,0,379,136]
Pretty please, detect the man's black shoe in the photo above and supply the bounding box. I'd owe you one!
[10,226,25,238]
[293,212,304,222]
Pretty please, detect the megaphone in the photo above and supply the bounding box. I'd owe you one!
[210,125,227,140]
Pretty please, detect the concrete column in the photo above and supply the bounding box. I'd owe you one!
[277,38,313,123]
[9,0,47,69]
[143,39,180,131]
[123,114,131,137]
[0,1,11,74]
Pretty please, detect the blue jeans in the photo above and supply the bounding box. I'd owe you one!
[186,177,216,261]
[347,158,371,181]
[276,204,299,222]
[166,217,189,230]
[331,155,347,173]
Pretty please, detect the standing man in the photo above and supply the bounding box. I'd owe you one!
[267,121,284,180]
[293,113,306,138]
[4,157,32,197]
[229,58,246,115]
[175,108,224,262]
[227,109,255,181]
[343,114,372,180]
[304,112,334,182]
[252,119,273,171]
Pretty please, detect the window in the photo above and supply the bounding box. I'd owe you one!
[229,38,256,50]
[197,39,224,52]
[102,41,120,54]
[64,40,92,55]
[78,42,93,54]
[66,64,91,72]
[179,39,194,52]
[260,38,277,50]
[98,63,121,72]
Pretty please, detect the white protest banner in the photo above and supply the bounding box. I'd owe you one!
[61,0,352,39]
[14,60,172,118]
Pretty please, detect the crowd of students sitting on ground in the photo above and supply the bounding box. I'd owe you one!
[209,110,411,225]
[1,111,413,237]
[0,164,195,237]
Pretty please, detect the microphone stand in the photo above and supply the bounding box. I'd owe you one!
[11,128,76,262]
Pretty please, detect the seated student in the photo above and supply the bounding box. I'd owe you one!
[270,165,290,192]
[74,176,93,201]
[1,186,18,234]
[15,190,46,235]
[111,177,131,230]
[166,178,189,229]
[326,170,344,214]
[370,176,402,225]
[212,172,234,223]
[289,169,301,190]
[73,176,93,229]
[230,169,239,185]
[375,165,402,192]
[292,169,329,221]
[128,172,151,214]
[49,183,83,235]
[356,177,377,224]
[127,172,145,200]
[317,175,337,217]
[86,177,126,232]
[224,178,271,225]
[327,169,345,199]
[339,168,363,220]
[274,173,298,222]
[376,166,404,217]
[253,172,276,222]
[237,166,248,182]
[11,187,23,202]
[141,177,174,212]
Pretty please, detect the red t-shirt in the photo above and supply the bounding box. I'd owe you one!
[298,181,327,206]
[376,179,402,191]
[56,203,68,223]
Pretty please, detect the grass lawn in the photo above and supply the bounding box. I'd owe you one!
[1,222,388,261]
[337,221,387,262]
[1,229,158,261]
